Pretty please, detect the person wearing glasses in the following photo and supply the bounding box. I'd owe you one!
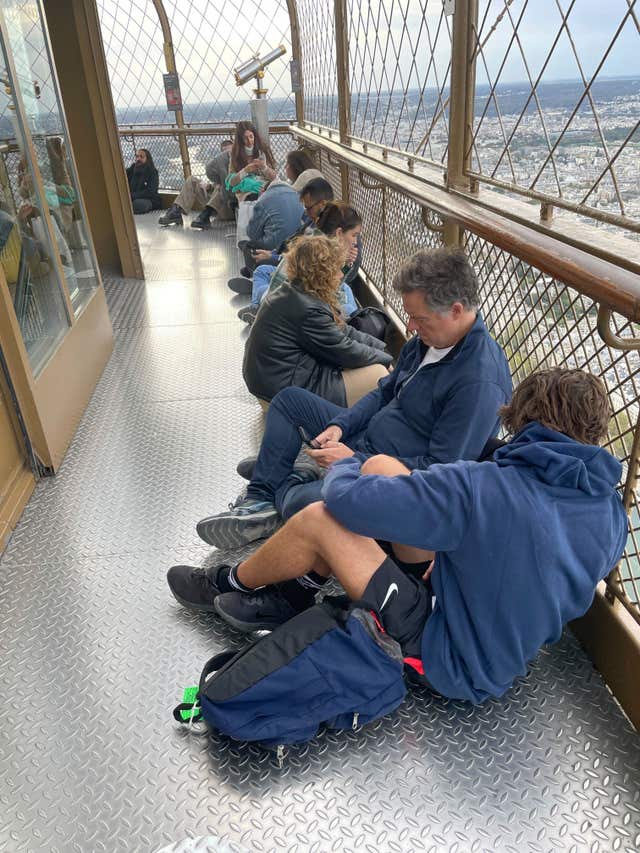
[171,247,512,571]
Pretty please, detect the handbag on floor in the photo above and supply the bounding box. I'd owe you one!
[173,596,407,756]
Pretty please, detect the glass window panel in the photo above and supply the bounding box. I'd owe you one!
[2,0,100,317]
[0,45,69,375]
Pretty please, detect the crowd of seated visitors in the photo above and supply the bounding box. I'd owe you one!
[159,126,627,712]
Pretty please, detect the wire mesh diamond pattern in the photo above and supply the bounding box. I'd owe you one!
[96,0,168,125]
[347,0,452,166]
[465,229,640,614]
[296,0,339,129]
[469,0,640,230]
[97,0,295,126]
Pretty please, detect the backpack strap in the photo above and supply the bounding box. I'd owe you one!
[173,650,239,725]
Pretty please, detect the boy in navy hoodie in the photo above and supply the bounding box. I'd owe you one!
[189,368,627,702]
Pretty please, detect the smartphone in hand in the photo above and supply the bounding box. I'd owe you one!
[298,426,321,449]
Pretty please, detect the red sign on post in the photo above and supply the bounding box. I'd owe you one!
[163,73,182,112]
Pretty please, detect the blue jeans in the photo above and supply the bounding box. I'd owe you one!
[246,387,349,519]
[251,264,274,307]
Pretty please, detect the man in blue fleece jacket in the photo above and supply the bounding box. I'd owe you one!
[209,368,627,703]
[169,248,512,620]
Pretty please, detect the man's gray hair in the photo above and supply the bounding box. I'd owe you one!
[392,247,479,312]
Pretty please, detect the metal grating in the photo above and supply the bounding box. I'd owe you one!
[469,0,640,231]
[0,214,638,853]
[296,0,339,130]
[96,0,295,126]
[347,0,452,165]
[466,230,640,611]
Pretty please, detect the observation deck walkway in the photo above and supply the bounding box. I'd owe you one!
[1,214,639,853]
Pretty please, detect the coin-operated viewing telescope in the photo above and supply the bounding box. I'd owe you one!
[234,46,287,97]
[234,46,287,145]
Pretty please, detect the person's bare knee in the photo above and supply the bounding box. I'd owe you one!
[361,454,411,477]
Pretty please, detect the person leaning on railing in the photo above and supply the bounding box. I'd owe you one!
[158,139,234,228]
[166,248,513,593]
[242,234,392,410]
[224,120,276,202]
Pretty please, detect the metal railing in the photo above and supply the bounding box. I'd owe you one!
[299,126,640,625]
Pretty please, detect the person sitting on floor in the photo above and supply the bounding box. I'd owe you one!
[169,367,627,705]
[225,121,276,202]
[126,148,162,215]
[158,140,233,228]
[172,247,512,553]
[242,234,392,409]
[237,202,362,326]
[230,176,333,303]
[236,177,304,280]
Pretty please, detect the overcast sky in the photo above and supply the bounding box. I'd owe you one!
[98,0,639,109]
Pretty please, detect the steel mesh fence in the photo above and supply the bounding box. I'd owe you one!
[347,0,452,165]
[469,0,640,233]
[296,0,339,129]
[97,0,295,126]
[465,229,640,613]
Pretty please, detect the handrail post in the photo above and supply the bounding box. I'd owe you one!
[445,0,478,246]
[334,0,351,201]
[151,0,191,180]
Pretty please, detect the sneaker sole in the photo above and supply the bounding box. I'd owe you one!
[196,511,281,549]
[190,222,212,229]
[213,597,282,632]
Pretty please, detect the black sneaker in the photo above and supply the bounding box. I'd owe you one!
[158,205,183,227]
[166,563,231,611]
[237,304,258,325]
[214,586,302,632]
[227,276,253,295]
[190,210,213,229]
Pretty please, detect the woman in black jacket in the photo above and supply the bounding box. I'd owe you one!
[243,235,392,407]
[126,149,161,214]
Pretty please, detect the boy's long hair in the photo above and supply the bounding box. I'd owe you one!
[230,121,275,172]
[500,367,611,445]
[285,235,345,324]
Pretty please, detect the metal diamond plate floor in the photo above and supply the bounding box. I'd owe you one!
[1,213,639,853]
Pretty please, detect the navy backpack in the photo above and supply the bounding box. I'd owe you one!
[173,596,411,756]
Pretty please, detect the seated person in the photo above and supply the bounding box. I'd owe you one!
[169,368,627,706]
[159,140,233,227]
[126,148,161,215]
[242,234,392,408]
[237,201,361,325]
[184,247,512,549]
[237,176,304,277]
[232,177,334,304]
[224,121,276,202]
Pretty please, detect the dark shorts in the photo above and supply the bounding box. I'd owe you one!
[362,556,432,659]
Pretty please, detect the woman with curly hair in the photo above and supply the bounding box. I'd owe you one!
[243,234,392,407]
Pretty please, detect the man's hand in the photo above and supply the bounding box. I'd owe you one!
[306,441,354,468]
[314,425,343,446]
[252,248,273,263]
